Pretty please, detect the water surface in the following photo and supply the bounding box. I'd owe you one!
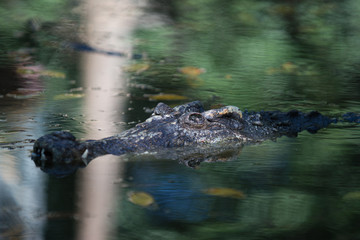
[0,0,360,239]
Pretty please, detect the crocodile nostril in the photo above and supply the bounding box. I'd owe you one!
[44,150,53,160]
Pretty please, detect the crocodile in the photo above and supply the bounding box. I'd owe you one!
[31,101,359,176]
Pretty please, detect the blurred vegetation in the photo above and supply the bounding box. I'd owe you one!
[0,0,360,239]
[0,0,73,50]
[0,0,81,106]
[0,0,79,77]
[132,0,360,112]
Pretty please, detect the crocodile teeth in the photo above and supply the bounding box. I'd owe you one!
[39,149,47,168]
[81,149,88,165]
[40,149,47,161]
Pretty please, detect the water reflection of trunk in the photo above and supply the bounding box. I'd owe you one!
[76,0,143,239]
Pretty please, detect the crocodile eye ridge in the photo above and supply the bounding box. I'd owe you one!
[183,112,207,129]
[153,102,174,116]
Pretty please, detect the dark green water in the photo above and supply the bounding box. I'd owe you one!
[0,0,360,239]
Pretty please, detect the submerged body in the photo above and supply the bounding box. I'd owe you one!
[31,101,359,176]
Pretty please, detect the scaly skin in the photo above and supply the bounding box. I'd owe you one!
[31,101,359,176]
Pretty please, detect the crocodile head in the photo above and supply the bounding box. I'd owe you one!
[31,131,86,177]
[131,101,245,147]
[31,101,246,177]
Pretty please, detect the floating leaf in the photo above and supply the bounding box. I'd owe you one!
[128,191,155,207]
[41,70,66,78]
[281,62,298,73]
[178,66,206,88]
[203,188,246,199]
[16,68,37,75]
[16,65,44,76]
[6,90,42,99]
[271,5,295,16]
[186,77,204,88]
[178,66,206,77]
[16,66,66,78]
[147,93,188,101]
[53,93,84,100]
[265,67,279,75]
[343,191,360,200]
[238,12,257,26]
[266,62,299,75]
[124,63,150,74]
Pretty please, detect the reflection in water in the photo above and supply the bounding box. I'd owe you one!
[0,101,47,239]
[0,0,360,239]
[76,0,145,239]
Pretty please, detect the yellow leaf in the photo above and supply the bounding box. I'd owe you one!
[41,70,66,78]
[148,93,188,101]
[16,68,37,75]
[343,191,360,200]
[238,12,257,25]
[6,90,42,99]
[266,62,299,75]
[179,66,206,77]
[53,93,84,100]
[265,67,279,75]
[128,191,155,207]
[124,63,150,74]
[271,5,295,16]
[281,62,298,73]
[203,188,246,199]
[186,77,204,88]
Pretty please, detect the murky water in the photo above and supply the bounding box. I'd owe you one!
[1,0,360,239]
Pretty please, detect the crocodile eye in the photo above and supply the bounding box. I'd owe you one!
[184,112,206,128]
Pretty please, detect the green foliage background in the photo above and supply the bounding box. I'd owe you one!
[0,0,360,239]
